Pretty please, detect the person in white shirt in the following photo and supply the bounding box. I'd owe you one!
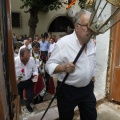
[48,38,55,58]
[18,39,29,55]
[13,33,17,44]
[14,48,38,112]
[33,36,40,42]
[13,45,18,57]
[45,9,96,120]
[28,37,33,50]
[30,42,46,104]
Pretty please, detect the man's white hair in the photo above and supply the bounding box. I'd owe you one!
[73,9,91,24]
[23,39,28,45]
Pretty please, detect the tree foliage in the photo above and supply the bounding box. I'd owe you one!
[20,0,87,37]
[20,0,65,38]
[20,0,64,13]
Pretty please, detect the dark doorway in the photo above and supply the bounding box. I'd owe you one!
[48,16,74,32]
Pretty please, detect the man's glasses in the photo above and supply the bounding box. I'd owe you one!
[77,23,88,27]
[77,23,91,31]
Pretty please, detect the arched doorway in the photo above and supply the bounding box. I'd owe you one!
[48,16,74,32]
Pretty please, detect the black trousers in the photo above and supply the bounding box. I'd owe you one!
[56,80,97,120]
[17,79,34,105]
[45,71,50,91]
[41,51,48,56]
[41,51,48,63]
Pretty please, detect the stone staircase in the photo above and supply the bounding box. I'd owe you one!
[20,99,58,120]
[20,94,120,120]
[19,93,59,120]
[19,92,80,120]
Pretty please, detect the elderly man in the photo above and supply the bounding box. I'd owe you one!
[28,37,33,50]
[18,39,29,55]
[14,48,38,112]
[45,9,96,120]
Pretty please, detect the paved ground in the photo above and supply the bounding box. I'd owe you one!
[20,100,58,120]
[20,98,120,120]
[19,79,120,120]
[97,102,120,120]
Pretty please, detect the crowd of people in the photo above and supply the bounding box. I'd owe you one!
[14,32,63,112]
[14,9,97,120]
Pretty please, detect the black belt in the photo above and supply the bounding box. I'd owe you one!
[57,77,95,87]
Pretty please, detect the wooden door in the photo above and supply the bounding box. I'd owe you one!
[0,0,20,119]
[109,21,120,102]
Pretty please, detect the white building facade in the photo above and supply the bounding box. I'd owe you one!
[11,0,80,37]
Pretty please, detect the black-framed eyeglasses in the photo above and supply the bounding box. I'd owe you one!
[77,23,88,27]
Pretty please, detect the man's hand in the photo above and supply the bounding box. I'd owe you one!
[32,75,38,82]
[16,80,20,84]
[54,62,75,74]
[92,77,96,82]
[63,62,75,73]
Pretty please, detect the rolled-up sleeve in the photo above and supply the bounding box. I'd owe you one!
[45,43,63,75]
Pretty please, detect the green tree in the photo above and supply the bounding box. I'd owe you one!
[20,0,65,38]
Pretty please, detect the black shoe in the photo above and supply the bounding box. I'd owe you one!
[26,104,33,112]
[39,96,43,103]
[32,97,38,104]
[33,95,43,104]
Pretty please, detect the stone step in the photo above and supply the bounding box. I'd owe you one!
[20,99,58,120]
[20,98,120,120]
[35,99,57,112]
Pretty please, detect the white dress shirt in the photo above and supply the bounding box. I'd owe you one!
[14,56,38,81]
[45,31,96,87]
[30,51,40,68]
[48,43,56,54]
[28,43,32,50]
[14,53,18,57]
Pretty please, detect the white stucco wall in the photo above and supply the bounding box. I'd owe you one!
[94,0,111,100]
[94,31,110,100]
